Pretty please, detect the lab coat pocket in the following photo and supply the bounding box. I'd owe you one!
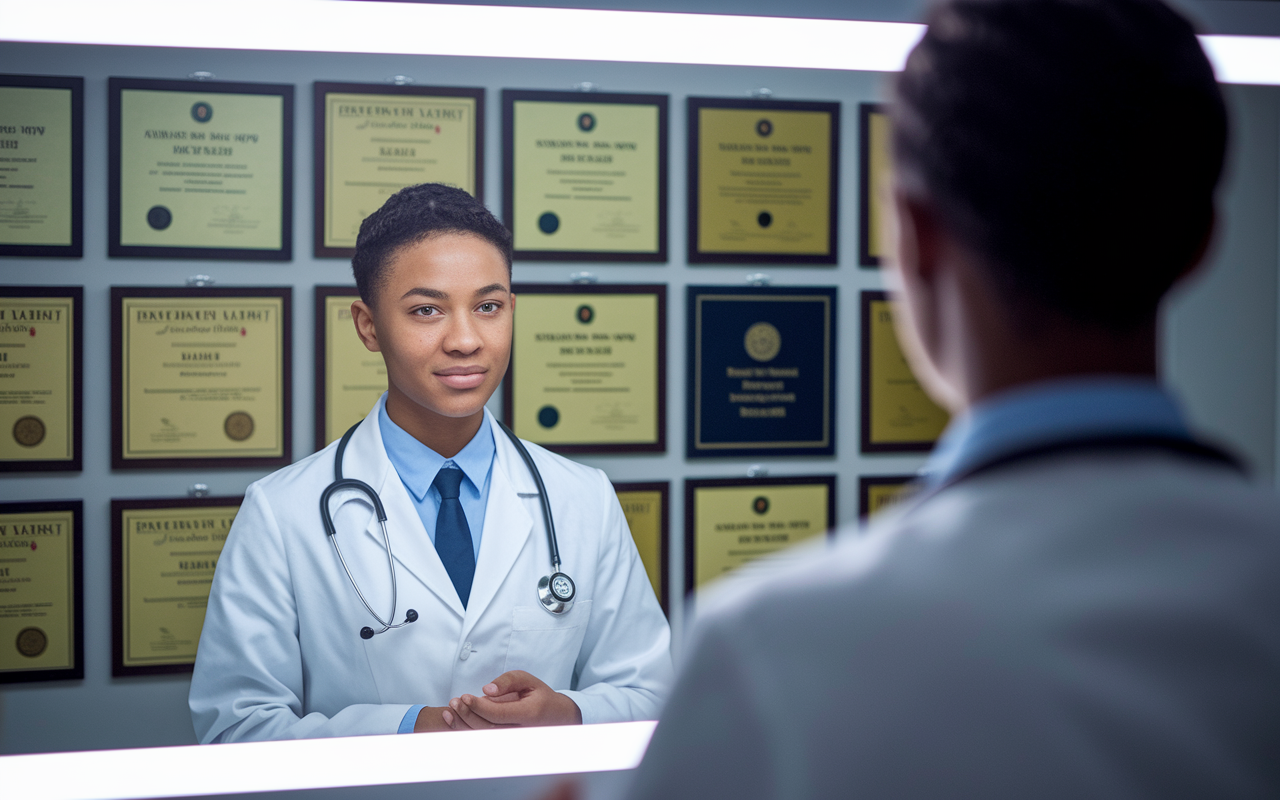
[504,600,593,686]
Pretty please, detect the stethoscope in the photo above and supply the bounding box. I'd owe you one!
[320,418,577,640]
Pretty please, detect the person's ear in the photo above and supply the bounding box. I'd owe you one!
[350,300,381,353]
[891,189,943,290]
[1172,206,1217,290]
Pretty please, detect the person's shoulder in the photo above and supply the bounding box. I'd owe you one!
[244,439,341,497]
[510,435,609,487]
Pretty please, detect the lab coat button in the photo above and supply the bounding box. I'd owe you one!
[460,642,472,661]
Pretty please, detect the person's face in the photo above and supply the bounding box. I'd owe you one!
[353,233,513,421]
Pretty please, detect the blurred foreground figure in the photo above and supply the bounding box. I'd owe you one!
[625,0,1280,796]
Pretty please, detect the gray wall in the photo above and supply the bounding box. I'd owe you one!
[1,40,1277,757]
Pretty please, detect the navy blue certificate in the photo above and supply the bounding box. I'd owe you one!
[686,286,836,458]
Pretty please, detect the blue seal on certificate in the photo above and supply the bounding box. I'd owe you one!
[538,212,560,234]
[147,206,172,230]
[538,406,560,428]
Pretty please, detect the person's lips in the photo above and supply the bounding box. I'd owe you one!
[435,365,488,389]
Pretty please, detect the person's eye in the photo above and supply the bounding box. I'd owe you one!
[411,306,440,317]
[477,302,500,314]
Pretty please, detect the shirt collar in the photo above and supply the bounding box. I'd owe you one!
[922,377,1191,488]
[378,397,496,501]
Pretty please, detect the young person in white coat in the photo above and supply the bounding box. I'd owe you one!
[617,0,1280,797]
[190,184,672,741]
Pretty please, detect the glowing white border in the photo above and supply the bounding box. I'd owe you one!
[2,720,656,800]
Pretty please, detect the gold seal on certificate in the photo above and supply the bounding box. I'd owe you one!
[858,475,917,520]
[108,77,293,260]
[314,83,484,258]
[684,476,835,595]
[111,287,292,470]
[112,497,240,676]
[504,284,666,453]
[859,103,892,267]
[614,482,669,613]
[0,287,83,472]
[0,500,83,684]
[503,90,668,261]
[687,96,839,264]
[314,286,387,450]
[0,75,83,258]
[860,291,949,452]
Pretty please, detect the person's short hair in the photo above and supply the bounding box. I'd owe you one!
[891,0,1227,330]
[352,183,513,306]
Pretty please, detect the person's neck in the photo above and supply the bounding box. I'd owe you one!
[384,389,485,459]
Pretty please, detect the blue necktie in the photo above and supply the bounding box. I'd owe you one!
[432,467,475,608]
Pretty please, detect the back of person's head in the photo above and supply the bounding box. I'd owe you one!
[352,183,513,306]
[891,0,1227,331]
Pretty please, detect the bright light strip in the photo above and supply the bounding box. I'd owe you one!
[1199,35,1280,86]
[1,720,657,800]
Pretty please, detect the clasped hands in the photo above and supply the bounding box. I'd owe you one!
[414,669,582,732]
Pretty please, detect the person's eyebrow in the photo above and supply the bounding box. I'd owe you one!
[474,283,509,297]
[401,287,447,301]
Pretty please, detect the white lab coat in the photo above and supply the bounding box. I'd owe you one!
[626,449,1280,798]
[190,402,673,742]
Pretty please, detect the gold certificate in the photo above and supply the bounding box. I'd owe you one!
[110,77,292,259]
[861,291,949,452]
[112,287,291,469]
[112,498,239,675]
[0,76,82,256]
[505,284,665,453]
[614,482,668,613]
[316,286,386,450]
[0,501,82,682]
[0,288,81,471]
[859,103,892,266]
[685,477,834,594]
[316,83,483,257]
[858,475,916,520]
[504,90,667,260]
[689,97,838,263]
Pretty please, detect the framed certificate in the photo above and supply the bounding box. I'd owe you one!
[860,290,949,452]
[0,286,83,472]
[613,482,669,614]
[687,285,835,458]
[315,285,386,451]
[0,74,83,258]
[858,103,891,267]
[111,496,241,676]
[684,476,835,596]
[0,500,83,684]
[314,82,484,258]
[503,89,668,262]
[108,77,293,260]
[111,286,292,469]
[687,96,839,264]
[504,283,665,453]
[858,475,916,520]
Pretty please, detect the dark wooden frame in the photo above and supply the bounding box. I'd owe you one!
[684,475,836,596]
[502,89,669,262]
[313,81,485,259]
[0,74,84,258]
[503,283,667,454]
[686,96,840,265]
[108,77,294,261]
[313,284,373,452]
[111,495,242,677]
[612,481,670,615]
[857,474,916,519]
[110,285,293,470]
[685,285,837,459]
[860,289,936,453]
[0,499,83,684]
[858,103,888,268]
[0,286,83,472]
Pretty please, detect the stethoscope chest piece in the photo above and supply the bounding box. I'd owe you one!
[538,571,576,615]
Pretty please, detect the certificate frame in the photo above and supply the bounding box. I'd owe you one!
[110,285,293,470]
[502,283,667,454]
[0,285,83,472]
[859,289,949,453]
[313,81,486,259]
[502,89,669,263]
[858,475,916,520]
[0,74,84,258]
[111,495,242,677]
[858,103,889,268]
[686,96,840,265]
[683,475,836,597]
[613,481,670,614]
[108,76,294,261]
[0,499,83,684]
